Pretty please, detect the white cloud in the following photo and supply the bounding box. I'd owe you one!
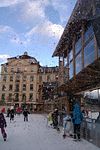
[19,1,46,24]
[0,0,24,7]
[0,25,31,46]
[0,54,10,62]
[0,25,13,33]
[10,35,31,46]
[27,20,64,39]
[51,0,76,24]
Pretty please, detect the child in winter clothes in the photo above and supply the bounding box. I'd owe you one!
[63,114,71,138]
[47,112,53,127]
[0,110,7,141]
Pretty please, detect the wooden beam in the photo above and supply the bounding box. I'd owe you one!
[81,22,84,69]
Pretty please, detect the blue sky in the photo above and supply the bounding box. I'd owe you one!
[0,0,77,68]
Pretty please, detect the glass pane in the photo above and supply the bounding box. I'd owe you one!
[84,39,95,67]
[69,50,73,62]
[76,52,82,74]
[75,38,82,55]
[98,48,100,57]
[30,76,34,82]
[69,61,73,79]
[84,25,94,42]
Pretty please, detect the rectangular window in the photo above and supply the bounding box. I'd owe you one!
[15,93,19,102]
[31,68,34,72]
[2,85,6,91]
[29,93,33,101]
[1,94,5,101]
[23,84,26,91]
[84,39,95,68]
[69,61,73,79]
[23,76,26,82]
[15,84,19,92]
[47,75,50,81]
[17,68,20,73]
[9,85,13,91]
[30,76,34,82]
[8,93,12,102]
[22,93,26,102]
[69,50,73,62]
[30,84,33,91]
[75,38,82,55]
[11,68,14,72]
[3,75,7,81]
[75,52,82,74]
[39,76,42,81]
[16,75,20,82]
[84,25,94,43]
[10,76,13,81]
[4,67,7,72]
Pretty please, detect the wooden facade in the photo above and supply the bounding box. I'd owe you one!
[52,0,100,109]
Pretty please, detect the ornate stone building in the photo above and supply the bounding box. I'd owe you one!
[0,52,58,111]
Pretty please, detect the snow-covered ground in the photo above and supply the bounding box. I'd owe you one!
[0,114,100,150]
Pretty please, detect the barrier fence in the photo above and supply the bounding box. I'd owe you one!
[81,119,100,148]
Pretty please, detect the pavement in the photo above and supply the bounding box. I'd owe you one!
[0,114,100,150]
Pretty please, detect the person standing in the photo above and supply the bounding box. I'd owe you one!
[72,101,83,141]
[63,113,71,138]
[52,108,60,131]
[6,108,10,117]
[0,110,7,141]
[23,109,29,122]
[9,108,15,122]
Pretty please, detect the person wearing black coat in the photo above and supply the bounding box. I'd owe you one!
[23,109,30,122]
[9,109,15,122]
[0,111,7,141]
[52,109,59,130]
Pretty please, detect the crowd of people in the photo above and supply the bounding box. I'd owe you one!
[0,100,84,142]
[0,106,30,141]
[47,101,84,141]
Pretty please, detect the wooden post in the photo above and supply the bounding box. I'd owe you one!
[72,35,76,77]
[94,35,98,59]
[81,22,84,69]
[67,49,70,80]
[62,54,64,83]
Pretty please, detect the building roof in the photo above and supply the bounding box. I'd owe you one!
[7,52,38,63]
[52,0,100,57]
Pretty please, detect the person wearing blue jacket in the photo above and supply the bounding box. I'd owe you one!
[72,101,83,141]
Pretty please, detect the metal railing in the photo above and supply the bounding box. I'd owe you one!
[81,119,100,148]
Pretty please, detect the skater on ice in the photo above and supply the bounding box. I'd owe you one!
[52,108,60,131]
[6,108,10,117]
[72,101,83,141]
[47,112,53,127]
[62,113,72,138]
[23,108,30,122]
[9,107,15,122]
[0,109,7,141]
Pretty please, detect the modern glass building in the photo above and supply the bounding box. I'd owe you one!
[52,0,100,108]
